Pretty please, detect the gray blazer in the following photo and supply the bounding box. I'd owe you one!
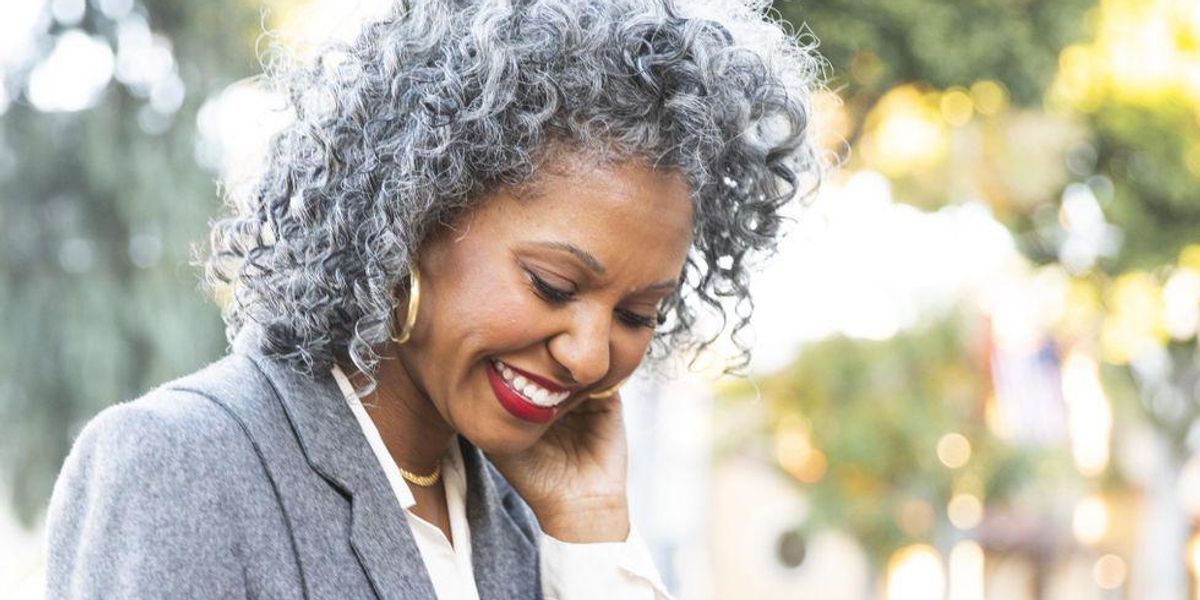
[45,325,543,599]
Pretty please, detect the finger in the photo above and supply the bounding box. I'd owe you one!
[570,392,621,414]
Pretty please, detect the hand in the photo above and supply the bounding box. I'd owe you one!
[486,392,630,543]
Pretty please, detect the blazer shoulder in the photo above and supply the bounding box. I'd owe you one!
[160,352,277,411]
[46,355,285,537]
[45,364,285,598]
[49,354,287,519]
[74,353,271,453]
[54,371,264,499]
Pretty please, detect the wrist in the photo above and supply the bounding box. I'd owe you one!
[534,496,630,543]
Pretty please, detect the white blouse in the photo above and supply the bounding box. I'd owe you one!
[331,366,673,600]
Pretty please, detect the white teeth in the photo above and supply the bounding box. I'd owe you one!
[492,359,569,407]
[524,384,543,402]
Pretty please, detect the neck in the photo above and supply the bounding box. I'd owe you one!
[346,353,456,477]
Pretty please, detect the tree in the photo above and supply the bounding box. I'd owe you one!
[0,0,259,525]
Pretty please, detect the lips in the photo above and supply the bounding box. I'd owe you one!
[486,359,558,424]
[492,359,572,406]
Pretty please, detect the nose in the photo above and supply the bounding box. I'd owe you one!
[548,308,612,387]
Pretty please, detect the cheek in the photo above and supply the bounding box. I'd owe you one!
[442,279,546,354]
[610,333,654,376]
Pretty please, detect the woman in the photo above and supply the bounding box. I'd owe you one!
[45,0,822,597]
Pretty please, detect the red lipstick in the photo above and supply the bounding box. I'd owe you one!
[486,360,556,424]
[500,362,573,394]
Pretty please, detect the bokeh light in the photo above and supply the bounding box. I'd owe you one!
[1072,494,1109,546]
[1061,350,1113,477]
[947,493,983,530]
[947,540,985,600]
[1092,553,1127,590]
[886,544,946,600]
[26,30,113,112]
[936,433,972,469]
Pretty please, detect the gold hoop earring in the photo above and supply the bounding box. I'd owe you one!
[587,376,629,399]
[391,265,421,345]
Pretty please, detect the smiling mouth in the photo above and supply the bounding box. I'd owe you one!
[485,358,573,424]
[490,358,571,407]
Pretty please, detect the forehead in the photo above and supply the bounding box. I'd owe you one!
[456,158,695,276]
[520,157,693,227]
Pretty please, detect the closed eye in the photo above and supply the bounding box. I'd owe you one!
[527,270,659,331]
[527,270,574,303]
[616,309,657,330]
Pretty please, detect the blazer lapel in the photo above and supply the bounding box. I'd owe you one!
[233,326,437,600]
[458,436,543,599]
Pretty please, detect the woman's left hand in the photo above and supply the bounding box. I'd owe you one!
[486,392,630,543]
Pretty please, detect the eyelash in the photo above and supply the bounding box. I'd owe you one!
[527,271,659,330]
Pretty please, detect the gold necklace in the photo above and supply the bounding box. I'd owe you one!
[399,462,442,487]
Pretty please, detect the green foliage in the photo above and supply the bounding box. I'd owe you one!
[784,0,1199,270]
[719,315,1038,565]
[778,0,1093,107]
[0,0,259,525]
[1091,100,1200,269]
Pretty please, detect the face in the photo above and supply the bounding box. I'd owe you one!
[394,155,694,455]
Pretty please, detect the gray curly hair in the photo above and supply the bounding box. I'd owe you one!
[202,0,824,386]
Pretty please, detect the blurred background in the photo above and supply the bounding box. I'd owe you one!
[2,0,1199,597]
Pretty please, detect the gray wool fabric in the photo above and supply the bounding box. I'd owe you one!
[44,324,543,599]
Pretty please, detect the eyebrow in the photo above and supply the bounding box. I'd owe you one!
[528,240,679,292]
[532,240,606,274]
